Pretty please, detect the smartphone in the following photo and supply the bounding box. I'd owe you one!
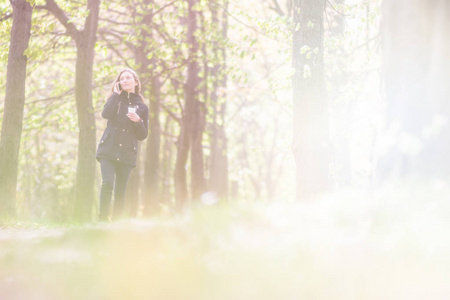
[118,83,122,90]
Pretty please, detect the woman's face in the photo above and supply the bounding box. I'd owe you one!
[119,71,137,93]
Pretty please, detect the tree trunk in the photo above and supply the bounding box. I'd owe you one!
[379,0,450,179]
[208,0,229,201]
[292,0,329,200]
[174,115,190,209]
[0,0,33,220]
[142,6,162,217]
[161,117,174,204]
[127,0,162,217]
[44,0,100,221]
[144,73,162,215]
[187,0,206,202]
[174,0,202,208]
[73,0,100,221]
[125,143,141,218]
[191,99,206,201]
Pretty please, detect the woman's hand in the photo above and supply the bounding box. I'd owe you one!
[114,82,122,94]
[127,112,141,122]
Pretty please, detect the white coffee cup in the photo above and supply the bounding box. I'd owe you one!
[128,105,137,114]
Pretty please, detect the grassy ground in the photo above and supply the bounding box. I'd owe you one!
[2,182,450,300]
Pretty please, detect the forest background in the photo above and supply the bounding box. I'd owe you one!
[2,0,450,299]
[0,0,382,222]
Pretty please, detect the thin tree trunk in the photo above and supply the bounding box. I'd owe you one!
[174,115,190,209]
[73,45,97,221]
[191,99,206,201]
[144,39,162,216]
[265,118,280,201]
[292,0,330,200]
[0,0,33,219]
[125,143,141,218]
[208,0,229,201]
[44,0,100,221]
[161,117,174,205]
[174,0,201,208]
[143,7,162,217]
[127,0,162,217]
[188,0,206,202]
[144,73,161,215]
[73,0,100,221]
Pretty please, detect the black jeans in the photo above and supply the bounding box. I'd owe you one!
[99,158,133,220]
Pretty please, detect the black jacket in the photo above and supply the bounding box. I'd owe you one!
[96,91,149,166]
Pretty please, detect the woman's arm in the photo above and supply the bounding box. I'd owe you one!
[101,93,120,119]
[131,104,149,141]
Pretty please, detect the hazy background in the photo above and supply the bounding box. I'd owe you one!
[2,0,450,299]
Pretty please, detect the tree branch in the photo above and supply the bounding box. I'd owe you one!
[161,102,181,124]
[98,28,135,52]
[26,88,74,105]
[154,60,189,78]
[99,18,133,26]
[43,0,79,37]
[210,0,289,44]
[0,12,12,22]
[170,78,184,114]
[326,0,351,17]
[99,32,134,68]
[105,7,129,17]
[152,0,179,17]
[153,25,179,46]
[270,0,285,16]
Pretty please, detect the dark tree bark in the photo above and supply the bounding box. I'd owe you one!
[0,0,33,219]
[128,3,163,217]
[174,0,204,208]
[161,117,174,204]
[191,98,206,201]
[143,62,162,216]
[125,143,141,218]
[188,0,206,203]
[142,5,162,216]
[208,0,229,201]
[174,110,190,209]
[126,0,162,217]
[45,0,100,221]
[292,0,330,200]
[379,0,450,179]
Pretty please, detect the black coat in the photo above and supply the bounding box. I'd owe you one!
[96,91,149,166]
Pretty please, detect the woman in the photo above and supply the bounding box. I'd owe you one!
[96,69,148,221]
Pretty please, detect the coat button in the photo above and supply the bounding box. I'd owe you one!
[119,144,122,147]
[117,158,119,161]
[123,129,125,132]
